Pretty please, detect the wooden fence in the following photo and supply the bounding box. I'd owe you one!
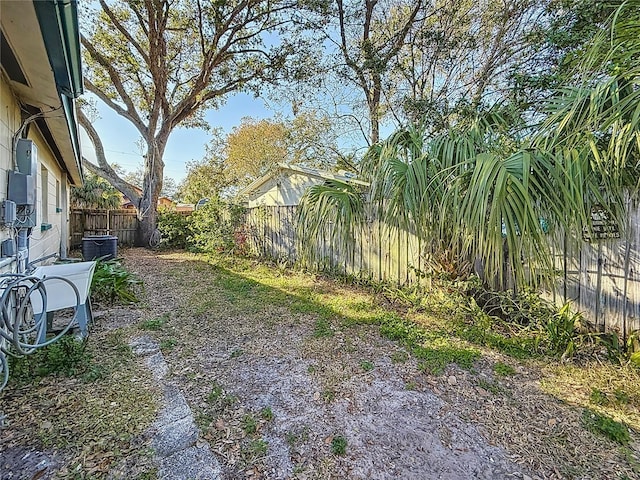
[70,209,139,247]
[244,205,640,338]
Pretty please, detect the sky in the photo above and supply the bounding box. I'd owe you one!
[80,93,275,185]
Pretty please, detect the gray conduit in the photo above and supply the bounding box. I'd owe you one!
[0,273,81,391]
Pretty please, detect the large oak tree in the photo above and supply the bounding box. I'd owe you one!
[80,0,315,244]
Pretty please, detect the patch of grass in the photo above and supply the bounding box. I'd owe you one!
[452,316,540,359]
[313,318,333,338]
[590,389,609,406]
[242,414,257,435]
[478,378,503,395]
[242,438,268,458]
[391,350,409,363]
[379,314,480,375]
[541,363,640,431]
[321,389,336,402]
[331,435,347,455]
[493,362,516,377]
[139,314,168,331]
[582,409,630,445]
[359,360,374,372]
[160,338,178,352]
[9,335,91,381]
[405,381,417,390]
[207,382,224,403]
[2,328,157,476]
[260,406,274,421]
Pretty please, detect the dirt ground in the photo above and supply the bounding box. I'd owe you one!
[1,248,638,479]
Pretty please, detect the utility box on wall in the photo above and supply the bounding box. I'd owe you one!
[16,139,38,176]
[8,139,38,227]
[8,172,35,205]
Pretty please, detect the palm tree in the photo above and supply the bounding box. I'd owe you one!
[71,173,121,210]
[297,0,639,292]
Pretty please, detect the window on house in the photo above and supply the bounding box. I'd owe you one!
[41,166,49,224]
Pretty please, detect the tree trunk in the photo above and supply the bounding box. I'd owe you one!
[136,135,166,246]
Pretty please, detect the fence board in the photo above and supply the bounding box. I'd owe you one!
[243,204,640,337]
[70,209,139,248]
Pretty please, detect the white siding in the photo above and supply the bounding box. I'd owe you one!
[0,74,68,271]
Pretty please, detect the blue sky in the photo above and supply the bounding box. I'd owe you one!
[81,93,275,184]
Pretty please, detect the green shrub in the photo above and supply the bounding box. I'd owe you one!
[187,202,247,254]
[157,208,192,249]
[91,258,142,304]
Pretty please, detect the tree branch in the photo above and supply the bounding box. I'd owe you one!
[98,0,150,66]
[81,35,148,137]
[78,108,141,206]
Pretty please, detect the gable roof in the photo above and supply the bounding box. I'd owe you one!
[237,163,369,199]
[1,0,84,184]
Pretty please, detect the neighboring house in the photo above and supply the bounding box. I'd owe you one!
[237,163,369,208]
[121,185,173,210]
[0,0,83,271]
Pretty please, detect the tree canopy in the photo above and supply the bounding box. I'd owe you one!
[80,0,317,243]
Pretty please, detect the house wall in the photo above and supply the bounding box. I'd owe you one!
[247,172,324,207]
[0,73,68,272]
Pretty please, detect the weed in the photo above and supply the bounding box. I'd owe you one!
[546,303,580,357]
[405,381,417,390]
[493,362,516,377]
[81,364,108,382]
[160,338,178,352]
[207,382,224,403]
[321,389,336,402]
[307,365,317,374]
[582,409,630,444]
[286,431,298,445]
[242,414,257,435]
[140,314,168,331]
[195,412,214,430]
[10,335,91,381]
[242,438,268,458]
[331,435,347,455]
[260,406,274,421]
[478,378,503,395]
[590,389,609,406]
[313,318,333,338]
[286,427,310,446]
[391,351,409,363]
[91,258,142,304]
[360,360,374,372]
[614,389,630,405]
[230,348,244,358]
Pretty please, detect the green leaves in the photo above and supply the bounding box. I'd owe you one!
[91,259,142,304]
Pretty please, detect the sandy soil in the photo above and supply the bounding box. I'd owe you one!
[2,248,638,479]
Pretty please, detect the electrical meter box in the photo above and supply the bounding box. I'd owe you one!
[16,139,38,175]
[8,171,35,205]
